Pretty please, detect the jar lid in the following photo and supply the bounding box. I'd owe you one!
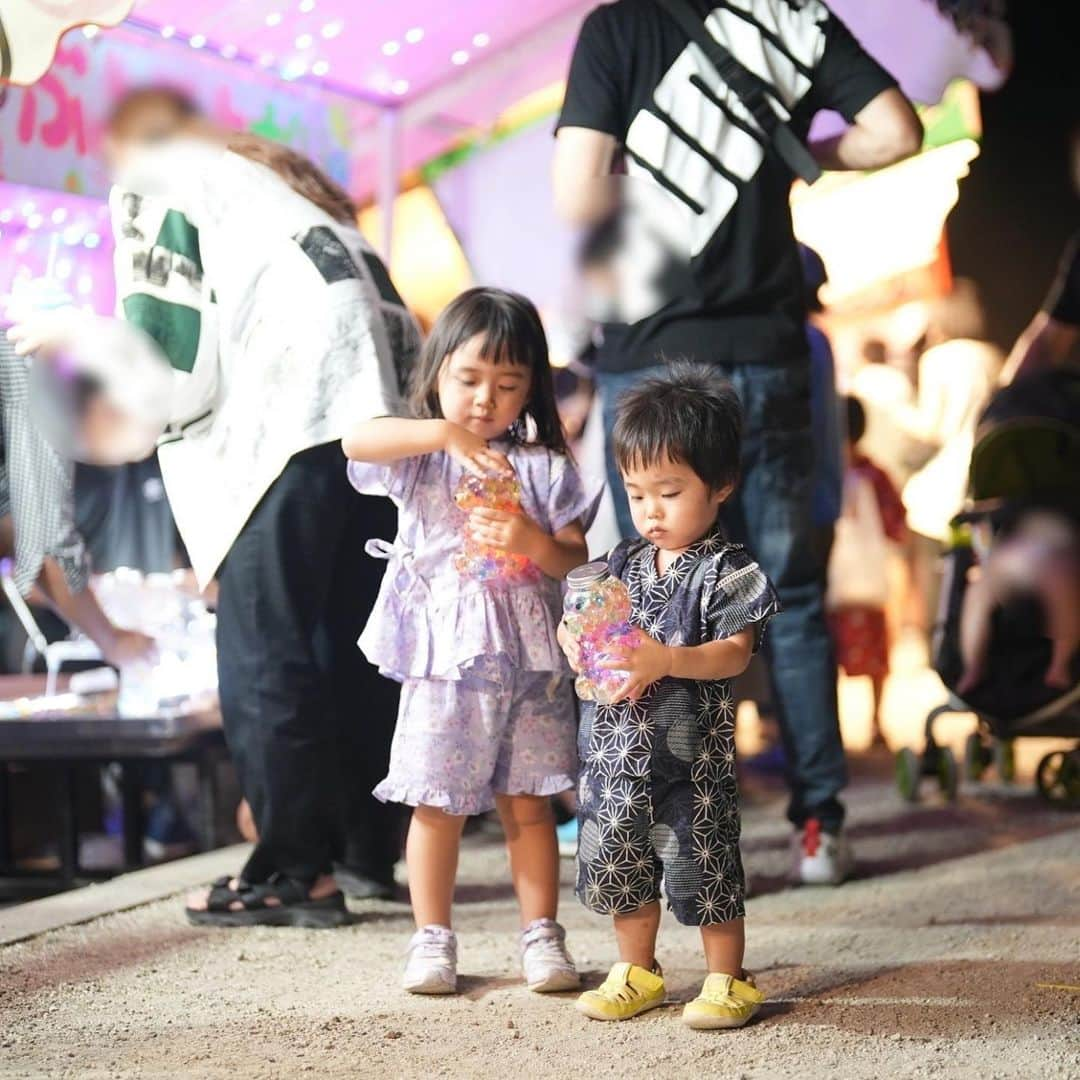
[566,560,611,588]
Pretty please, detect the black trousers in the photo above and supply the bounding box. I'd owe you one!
[216,441,403,883]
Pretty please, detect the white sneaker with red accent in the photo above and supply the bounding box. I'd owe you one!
[792,819,853,885]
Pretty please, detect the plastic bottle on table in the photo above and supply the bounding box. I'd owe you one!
[563,561,636,704]
[453,471,534,583]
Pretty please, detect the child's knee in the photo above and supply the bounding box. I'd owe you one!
[413,803,467,830]
[496,793,554,832]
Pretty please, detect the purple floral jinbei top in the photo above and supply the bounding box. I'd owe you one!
[348,443,598,685]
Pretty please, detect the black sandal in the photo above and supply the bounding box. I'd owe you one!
[185,874,350,928]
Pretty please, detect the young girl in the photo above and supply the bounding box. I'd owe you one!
[342,288,595,995]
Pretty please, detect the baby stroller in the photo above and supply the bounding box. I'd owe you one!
[895,369,1080,808]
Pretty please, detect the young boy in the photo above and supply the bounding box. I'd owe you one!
[558,363,780,1030]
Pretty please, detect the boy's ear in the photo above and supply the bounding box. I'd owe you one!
[712,481,736,507]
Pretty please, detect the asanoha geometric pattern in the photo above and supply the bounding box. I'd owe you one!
[576,526,780,926]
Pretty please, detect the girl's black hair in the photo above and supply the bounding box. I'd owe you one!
[408,287,568,454]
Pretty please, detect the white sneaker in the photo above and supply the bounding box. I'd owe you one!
[403,925,458,994]
[520,919,581,992]
[792,819,853,886]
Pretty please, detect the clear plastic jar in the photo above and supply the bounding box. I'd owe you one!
[453,472,534,583]
[563,561,636,704]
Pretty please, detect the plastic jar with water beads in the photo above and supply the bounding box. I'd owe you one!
[453,471,535,583]
[563,561,637,704]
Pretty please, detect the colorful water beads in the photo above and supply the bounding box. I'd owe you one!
[454,471,535,583]
[563,561,637,704]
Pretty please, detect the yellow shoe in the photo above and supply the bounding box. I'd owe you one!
[576,962,666,1021]
[682,972,764,1030]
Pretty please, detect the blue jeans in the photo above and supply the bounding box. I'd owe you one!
[596,363,846,832]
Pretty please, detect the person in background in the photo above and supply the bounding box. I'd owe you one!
[851,337,918,489]
[13,86,419,923]
[1004,230,1080,384]
[553,0,922,886]
[0,334,155,670]
[900,281,1001,635]
[827,396,907,747]
[745,245,842,774]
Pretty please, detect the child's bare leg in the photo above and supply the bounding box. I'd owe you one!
[1036,559,1080,687]
[870,673,887,744]
[957,573,996,695]
[406,805,466,928]
[614,901,662,969]
[495,793,559,925]
[701,917,745,975]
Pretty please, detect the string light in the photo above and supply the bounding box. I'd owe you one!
[281,58,307,80]
[221,44,238,59]
[189,34,206,49]
[296,33,313,49]
[382,40,400,56]
[83,233,101,249]
[473,32,490,47]
[312,59,330,76]
[299,0,316,10]
[321,20,343,39]
[391,79,409,95]
[82,25,100,39]
[451,50,469,65]
[266,12,283,27]
[26,214,43,230]
[405,27,424,44]
[51,208,67,225]
[258,51,275,66]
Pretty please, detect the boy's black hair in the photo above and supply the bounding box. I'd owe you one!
[845,394,867,445]
[612,361,742,490]
[409,286,567,454]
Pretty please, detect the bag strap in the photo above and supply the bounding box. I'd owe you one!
[654,0,822,185]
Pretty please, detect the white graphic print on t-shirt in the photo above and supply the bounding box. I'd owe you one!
[624,0,828,255]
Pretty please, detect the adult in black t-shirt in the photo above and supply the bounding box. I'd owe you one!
[554,0,921,884]
[1004,230,1080,382]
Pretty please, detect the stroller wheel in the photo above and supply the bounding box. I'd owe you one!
[994,739,1016,784]
[895,747,921,802]
[963,732,988,782]
[937,746,959,802]
[1036,750,1080,809]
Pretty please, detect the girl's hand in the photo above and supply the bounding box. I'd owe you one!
[557,619,583,673]
[444,423,513,478]
[599,627,671,704]
[467,507,541,560]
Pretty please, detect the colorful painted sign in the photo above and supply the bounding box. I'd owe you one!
[0,29,371,198]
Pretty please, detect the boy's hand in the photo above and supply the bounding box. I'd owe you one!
[467,507,541,560]
[600,626,671,703]
[557,619,583,673]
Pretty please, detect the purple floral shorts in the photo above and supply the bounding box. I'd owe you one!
[373,672,577,816]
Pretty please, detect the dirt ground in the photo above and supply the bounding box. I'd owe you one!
[1,752,1077,1080]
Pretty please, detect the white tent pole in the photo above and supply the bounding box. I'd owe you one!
[377,106,401,266]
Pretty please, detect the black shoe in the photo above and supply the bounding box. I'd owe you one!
[333,864,397,901]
